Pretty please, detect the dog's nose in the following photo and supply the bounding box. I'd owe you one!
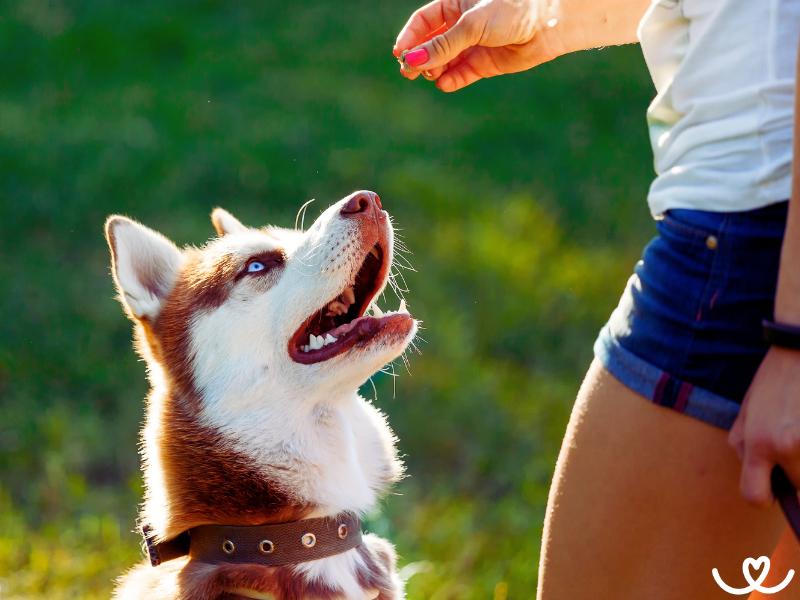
[340,191,382,216]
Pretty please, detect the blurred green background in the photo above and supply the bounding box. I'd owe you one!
[0,1,656,597]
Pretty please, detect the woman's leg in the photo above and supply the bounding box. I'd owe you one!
[538,360,788,599]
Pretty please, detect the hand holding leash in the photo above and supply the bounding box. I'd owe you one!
[730,323,800,535]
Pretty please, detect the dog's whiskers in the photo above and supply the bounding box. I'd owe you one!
[367,375,379,404]
[294,198,316,231]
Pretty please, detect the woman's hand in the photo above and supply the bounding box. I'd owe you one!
[393,0,650,93]
[729,347,800,506]
[393,0,561,93]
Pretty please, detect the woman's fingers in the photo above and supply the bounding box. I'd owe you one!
[394,0,457,57]
[400,58,446,82]
[399,64,422,80]
[436,43,558,92]
[728,394,749,460]
[437,60,484,92]
[740,449,774,507]
[436,46,523,92]
[436,47,492,92]
[406,10,484,72]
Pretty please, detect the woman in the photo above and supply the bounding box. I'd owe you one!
[395,1,800,597]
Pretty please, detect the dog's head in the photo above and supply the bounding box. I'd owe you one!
[105,192,417,415]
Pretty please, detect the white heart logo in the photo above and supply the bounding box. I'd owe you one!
[743,556,770,586]
[713,555,795,595]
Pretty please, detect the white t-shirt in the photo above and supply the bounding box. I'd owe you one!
[638,0,800,216]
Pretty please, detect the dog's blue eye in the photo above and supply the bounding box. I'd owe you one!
[240,251,285,278]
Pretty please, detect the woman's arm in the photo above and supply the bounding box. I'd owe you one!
[728,39,800,505]
[394,0,652,92]
[775,92,800,326]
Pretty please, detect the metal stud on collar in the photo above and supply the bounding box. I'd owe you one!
[301,533,316,548]
[222,539,235,555]
[338,524,348,539]
[258,539,275,555]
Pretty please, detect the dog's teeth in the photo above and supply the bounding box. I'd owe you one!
[341,287,355,306]
[309,334,323,350]
[324,334,337,346]
[369,247,379,258]
[371,304,384,317]
[302,345,310,352]
[398,298,408,313]
[327,300,347,316]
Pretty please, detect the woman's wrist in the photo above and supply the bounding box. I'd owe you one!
[536,22,576,63]
[544,0,649,55]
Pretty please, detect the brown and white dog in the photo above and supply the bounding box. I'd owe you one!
[105,191,417,600]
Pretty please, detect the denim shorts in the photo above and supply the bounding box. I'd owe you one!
[594,201,788,430]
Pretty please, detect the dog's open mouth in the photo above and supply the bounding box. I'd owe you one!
[288,242,413,364]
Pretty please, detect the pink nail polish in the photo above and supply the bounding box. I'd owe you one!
[404,48,429,68]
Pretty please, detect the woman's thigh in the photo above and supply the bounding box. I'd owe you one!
[537,360,788,600]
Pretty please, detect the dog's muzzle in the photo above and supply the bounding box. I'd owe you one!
[142,512,362,567]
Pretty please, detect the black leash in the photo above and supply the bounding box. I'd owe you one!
[772,465,800,542]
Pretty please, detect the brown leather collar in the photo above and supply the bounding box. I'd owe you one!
[142,513,362,567]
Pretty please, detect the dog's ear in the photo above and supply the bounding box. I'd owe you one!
[211,207,247,236]
[105,216,182,321]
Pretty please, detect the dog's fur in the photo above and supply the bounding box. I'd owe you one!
[105,193,417,599]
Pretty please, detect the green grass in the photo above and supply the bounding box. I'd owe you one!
[0,1,655,597]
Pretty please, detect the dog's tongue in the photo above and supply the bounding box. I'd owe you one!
[327,315,378,339]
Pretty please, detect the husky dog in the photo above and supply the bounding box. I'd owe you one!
[105,191,417,600]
